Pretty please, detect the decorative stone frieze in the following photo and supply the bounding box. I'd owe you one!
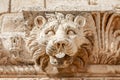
[0,11,120,78]
[0,0,120,79]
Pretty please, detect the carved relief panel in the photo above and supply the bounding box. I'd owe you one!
[0,11,120,77]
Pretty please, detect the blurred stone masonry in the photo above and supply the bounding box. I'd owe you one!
[0,0,120,13]
[0,0,120,79]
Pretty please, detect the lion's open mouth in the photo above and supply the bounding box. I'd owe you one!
[46,39,77,68]
[49,54,73,68]
[55,52,65,58]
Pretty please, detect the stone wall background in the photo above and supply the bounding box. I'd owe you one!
[0,0,120,14]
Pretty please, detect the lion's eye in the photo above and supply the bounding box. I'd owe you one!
[46,30,55,36]
[67,30,76,35]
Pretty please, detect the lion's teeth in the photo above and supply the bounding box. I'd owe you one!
[55,52,65,58]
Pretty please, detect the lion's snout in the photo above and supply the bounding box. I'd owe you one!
[54,39,68,49]
[55,41,66,49]
[46,38,68,58]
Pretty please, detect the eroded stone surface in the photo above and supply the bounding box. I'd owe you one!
[11,0,44,12]
[0,15,3,32]
[46,0,120,11]
[0,0,9,14]
[1,13,25,32]
[46,0,88,11]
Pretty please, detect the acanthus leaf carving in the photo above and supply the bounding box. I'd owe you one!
[90,12,120,64]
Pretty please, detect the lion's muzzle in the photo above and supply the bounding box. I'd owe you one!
[46,38,76,68]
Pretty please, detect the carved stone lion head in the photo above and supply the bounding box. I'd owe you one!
[26,12,91,72]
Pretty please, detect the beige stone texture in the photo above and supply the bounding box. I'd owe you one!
[46,0,89,11]
[1,13,25,32]
[100,0,120,10]
[61,78,82,80]
[0,15,3,32]
[46,0,120,11]
[84,77,104,80]
[11,0,44,12]
[0,0,9,13]
[105,77,120,80]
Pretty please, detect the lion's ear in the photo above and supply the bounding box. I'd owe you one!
[34,16,46,28]
[74,16,86,27]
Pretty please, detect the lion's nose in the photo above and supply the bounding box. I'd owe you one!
[56,41,66,49]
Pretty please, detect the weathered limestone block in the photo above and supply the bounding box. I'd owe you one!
[1,13,25,32]
[99,0,120,11]
[0,13,34,66]
[0,15,3,31]
[0,0,9,14]
[46,0,89,11]
[11,0,44,12]
[46,0,120,11]
[87,65,120,74]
